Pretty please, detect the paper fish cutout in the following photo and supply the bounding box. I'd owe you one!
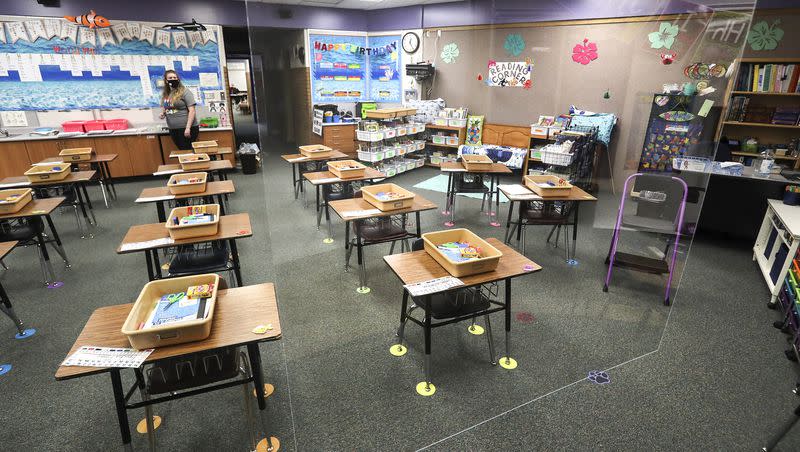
[64,10,110,28]
[659,110,695,122]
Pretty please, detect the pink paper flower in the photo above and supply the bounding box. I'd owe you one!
[571,39,598,65]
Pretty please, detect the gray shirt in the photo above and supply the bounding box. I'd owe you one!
[164,89,198,129]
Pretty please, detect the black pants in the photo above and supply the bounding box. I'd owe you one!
[169,125,200,150]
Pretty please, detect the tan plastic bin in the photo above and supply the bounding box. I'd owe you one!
[121,274,220,349]
[59,147,94,162]
[361,183,415,211]
[523,175,572,197]
[24,163,71,183]
[422,228,502,277]
[0,188,33,214]
[327,159,366,179]
[461,154,493,171]
[167,172,208,195]
[299,144,333,158]
[165,204,220,239]
[192,140,219,154]
[178,153,211,171]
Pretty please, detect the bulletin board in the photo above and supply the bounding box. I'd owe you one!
[309,33,402,104]
[0,15,226,111]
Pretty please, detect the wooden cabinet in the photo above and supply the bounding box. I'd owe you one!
[127,134,163,175]
[160,129,236,165]
[314,125,356,156]
[95,137,134,178]
[25,138,96,165]
[0,141,34,179]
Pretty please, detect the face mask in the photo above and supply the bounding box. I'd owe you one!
[167,79,180,88]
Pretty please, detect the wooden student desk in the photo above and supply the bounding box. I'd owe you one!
[498,184,597,260]
[329,195,437,291]
[281,150,349,201]
[169,147,233,160]
[155,160,233,181]
[0,240,29,337]
[0,170,98,235]
[117,213,252,285]
[384,238,541,386]
[41,154,119,207]
[440,162,513,227]
[135,180,236,223]
[55,283,282,449]
[0,197,71,284]
[303,167,386,239]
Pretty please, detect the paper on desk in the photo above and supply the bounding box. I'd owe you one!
[32,160,63,166]
[442,167,467,172]
[498,184,532,195]
[135,195,176,202]
[404,276,465,297]
[286,156,308,163]
[0,181,30,188]
[119,237,174,251]
[62,345,153,368]
[314,177,341,184]
[341,208,381,218]
[153,169,183,176]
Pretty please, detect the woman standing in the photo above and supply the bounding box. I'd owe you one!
[160,70,199,150]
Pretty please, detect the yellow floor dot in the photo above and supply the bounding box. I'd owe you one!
[467,324,485,335]
[499,357,518,370]
[322,238,334,244]
[160,263,170,271]
[356,286,371,294]
[389,344,407,356]
[252,383,275,398]
[136,415,161,434]
[256,436,281,452]
[416,381,436,396]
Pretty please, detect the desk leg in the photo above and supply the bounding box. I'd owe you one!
[415,212,421,238]
[218,195,227,216]
[503,278,513,364]
[72,185,92,238]
[103,162,117,200]
[423,296,433,387]
[45,215,71,267]
[152,250,163,279]
[145,251,155,282]
[315,186,322,230]
[156,201,166,223]
[35,230,55,285]
[80,182,98,227]
[344,221,352,271]
[325,201,333,240]
[356,234,367,291]
[504,201,515,243]
[110,369,132,446]
[93,162,110,209]
[230,239,243,287]
[292,164,299,199]
[494,175,501,224]
[0,282,25,335]
[571,203,580,262]
[247,343,276,452]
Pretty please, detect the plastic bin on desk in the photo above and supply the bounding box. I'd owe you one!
[362,183,416,211]
[299,144,333,158]
[103,119,129,130]
[59,147,94,162]
[61,121,86,133]
[192,140,219,154]
[121,274,220,349]
[524,175,572,197]
[461,154,493,171]
[178,153,211,171]
[328,160,366,179]
[422,228,503,277]
[24,163,71,183]
[165,204,220,240]
[0,188,33,214]
[168,172,208,195]
[83,120,106,132]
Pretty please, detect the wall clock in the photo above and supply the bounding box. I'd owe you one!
[402,31,420,54]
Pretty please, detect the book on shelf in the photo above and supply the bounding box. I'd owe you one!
[735,63,799,93]
[772,107,800,126]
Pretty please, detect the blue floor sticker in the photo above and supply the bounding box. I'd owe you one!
[15,328,36,340]
[588,370,610,384]
[0,364,11,376]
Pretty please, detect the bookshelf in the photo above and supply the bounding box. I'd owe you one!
[718,58,800,169]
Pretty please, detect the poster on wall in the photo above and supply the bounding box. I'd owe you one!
[487,61,531,87]
[309,33,367,103]
[0,16,225,111]
[367,34,401,103]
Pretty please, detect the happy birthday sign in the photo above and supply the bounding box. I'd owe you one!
[313,40,397,56]
[487,61,531,88]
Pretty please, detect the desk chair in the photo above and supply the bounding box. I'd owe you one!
[512,199,575,257]
[0,218,69,285]
[318,181,356,235]
[446,173,491,221]
[167,242,239,287]
[34,185,93,238]
[345,191,412,289]
[394,239,497,391]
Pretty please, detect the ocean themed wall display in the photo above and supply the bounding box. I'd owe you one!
[0,14,225,110]
[503,33,525,57]
[648,22,680,49]
[571,39,598,65]
[367,34,402,102]
[747,20,784,51]
[487,60,531,88]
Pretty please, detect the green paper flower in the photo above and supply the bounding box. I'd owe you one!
[747,20,784,51]
[441,43,459,64]
[503,33,525,57]
[648,22,680,49]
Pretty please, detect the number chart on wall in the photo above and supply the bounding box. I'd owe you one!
[0,14,225,111]
[309,33,402,104]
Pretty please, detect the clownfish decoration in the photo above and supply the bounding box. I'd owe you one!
[63,10,111,28]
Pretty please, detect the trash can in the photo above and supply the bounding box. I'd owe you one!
[236,143,261,174]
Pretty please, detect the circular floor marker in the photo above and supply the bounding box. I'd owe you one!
[136,416,162,434]
[389,344,408,356]
[441,210,450,215]
[485,211,496,217]
[322,238,334,244]
[356,286,371,294]
[467,324,485,335]
[416,381,436,396]
[161,263,171,271]
[47,281,64,289]
[567,259,579,266]
[0,364,11,376]
[14,328,36,339]
[499,357,518,370]
[256,437,281,452]
[489,222,501,227]
[523,264,535,272]
[252,383,275,398]
[515,312,535,324]
[444,221,455,227]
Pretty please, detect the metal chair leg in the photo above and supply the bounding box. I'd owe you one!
[36,246,51,285]
[345,240,354,271]
[239,352,258,450]
[396,305,417,343]
[484,314,497,365]
[389,241,396,254]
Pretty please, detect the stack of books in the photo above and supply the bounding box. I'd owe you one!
[735,63,800,93]
[726,96,750,122]
[772,107,800,126]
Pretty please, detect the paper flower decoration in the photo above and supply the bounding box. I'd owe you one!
[440,43,459,64]
[648,22,679,49]
[571,39,598,65]
[523,79,532,90]
[747,20,784,51]
[488,59,496,68]
[504,33,525,57]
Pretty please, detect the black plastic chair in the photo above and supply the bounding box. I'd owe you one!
[167,242,239,286]
[0,218,59,285]
[511,199,575,257]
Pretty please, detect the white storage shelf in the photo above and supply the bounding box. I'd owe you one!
[753,200,800,305]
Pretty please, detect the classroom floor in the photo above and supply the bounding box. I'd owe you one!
[1,142,799,451]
